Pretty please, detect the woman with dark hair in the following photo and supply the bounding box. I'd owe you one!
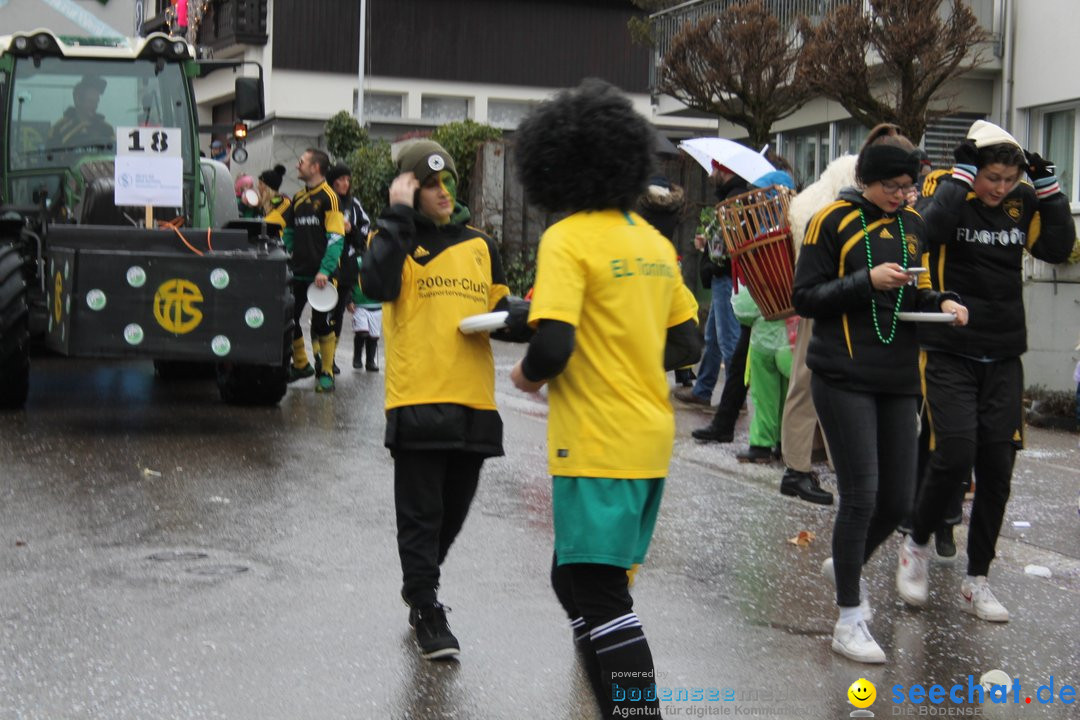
[510,79,701,717]
[897,120,1075,623]
[793,124,967,663]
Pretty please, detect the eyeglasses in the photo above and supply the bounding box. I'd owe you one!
[879,180,916,196]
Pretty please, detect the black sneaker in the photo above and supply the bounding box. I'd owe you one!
[409,602,460,660]
[934,525,957,563]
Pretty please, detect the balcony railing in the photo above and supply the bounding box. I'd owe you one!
[197,0,268,51]
[648,0,999,92]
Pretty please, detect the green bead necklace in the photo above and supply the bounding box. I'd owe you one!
[859,208,907,345]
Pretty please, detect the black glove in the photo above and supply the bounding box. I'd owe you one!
[490,296,534,343]
[953,139,980,168]
[1024,150,1055,181]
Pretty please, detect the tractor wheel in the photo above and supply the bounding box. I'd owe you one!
[0,244,30,409]
[153,360,217,381]
[216,338,290,406]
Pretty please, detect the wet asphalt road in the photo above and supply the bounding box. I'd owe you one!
[1,340,1078,719]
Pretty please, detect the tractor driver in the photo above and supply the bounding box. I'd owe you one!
[48,76,114,151]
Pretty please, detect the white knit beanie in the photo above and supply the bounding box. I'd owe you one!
[966,119,1022,150]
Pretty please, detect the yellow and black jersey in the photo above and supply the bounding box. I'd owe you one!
[280,181,345,278]
[262,194,291,235]
[360,204,510,456]
[793,189,949,395]
[917,172,1075,359]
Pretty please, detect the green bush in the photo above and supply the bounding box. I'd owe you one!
[500,242,537,297]
[323,114,500,220]
[346,140,395,219]
[431,120,502,204]
[325,111,368,161]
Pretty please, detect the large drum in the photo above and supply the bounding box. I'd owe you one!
[714,185,797,321]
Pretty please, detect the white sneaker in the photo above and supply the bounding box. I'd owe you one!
[896,537,930,607]
[831,618,886,664]
[821,557,872,622]
[960,576,1010,622]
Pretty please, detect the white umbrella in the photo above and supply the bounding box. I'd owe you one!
[678,137,776,184]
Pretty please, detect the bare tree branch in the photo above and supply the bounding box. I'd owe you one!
[797,0,988,142]
[657,0,811,147]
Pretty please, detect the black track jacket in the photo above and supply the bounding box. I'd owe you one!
[793,189,955,395]
[916,175,1074,359]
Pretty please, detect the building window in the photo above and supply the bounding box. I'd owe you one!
[488,100,535,130]
[364,92,404,121]
[1042,109,1074,203]
[835,121,869,159]
[421,96,468,123]
[782,125,830,188]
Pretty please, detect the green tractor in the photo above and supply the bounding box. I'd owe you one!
[0,30,292,408]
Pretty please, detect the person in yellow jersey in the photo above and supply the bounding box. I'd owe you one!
[359,139,529,661]
[279,148,346,393]
[510,80,702,718]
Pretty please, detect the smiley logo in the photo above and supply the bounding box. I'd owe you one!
[848,678,876,708]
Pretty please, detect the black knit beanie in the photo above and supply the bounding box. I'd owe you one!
[259,164,285,191]
[857,145,921,186]
[326,163,351,186]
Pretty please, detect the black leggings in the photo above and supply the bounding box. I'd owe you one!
[394,449,484,607]
[811,376,917,607]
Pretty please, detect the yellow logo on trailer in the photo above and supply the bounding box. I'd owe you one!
[153,279,203,333]
[53,271,62,324]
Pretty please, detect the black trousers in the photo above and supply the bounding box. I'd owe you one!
[900,408,964,533]
[912,352,1022,577]
[394,449,484,607]
[811,375,917,607]
[707,323,751,433]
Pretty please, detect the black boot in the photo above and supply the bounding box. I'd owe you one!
[353,334,364,369]
[365,337,379,372]
[691,420,734,443]
[779,468,834,505]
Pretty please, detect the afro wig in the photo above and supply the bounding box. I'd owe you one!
[515,79,656,213]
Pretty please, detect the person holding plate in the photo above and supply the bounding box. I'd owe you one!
[792,124,967,664]
[359,139,529,661]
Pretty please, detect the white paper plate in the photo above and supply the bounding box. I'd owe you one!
[896,312,956,323]
[242,188,260,207]
[459,311,509,334]
[306,283,338,312]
